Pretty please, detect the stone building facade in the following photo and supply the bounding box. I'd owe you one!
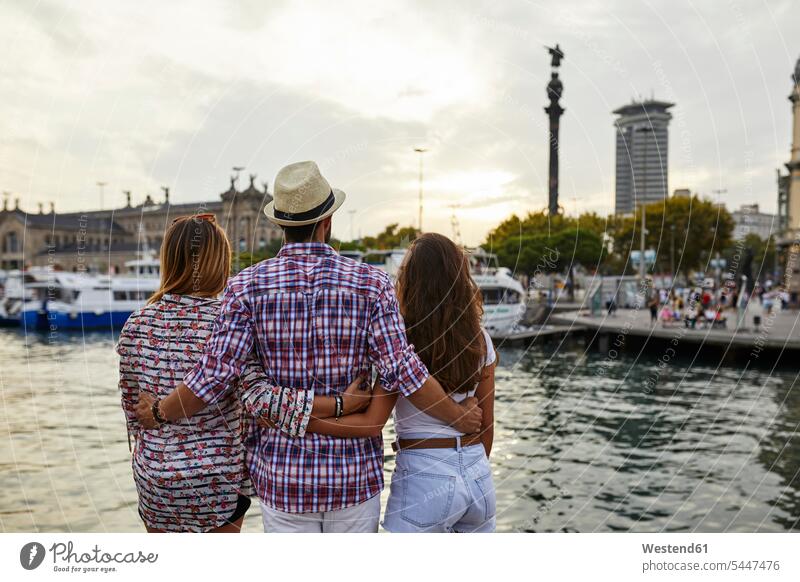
[731,204,778,241]
[777,56,800,306]
[0,175,281,273]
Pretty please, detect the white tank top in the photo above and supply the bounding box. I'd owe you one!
[393,328,496,437]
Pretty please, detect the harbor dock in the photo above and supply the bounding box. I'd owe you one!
[552,308,800,357]
[488,323,584,345]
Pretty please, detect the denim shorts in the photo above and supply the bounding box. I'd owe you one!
[382,434,496,533]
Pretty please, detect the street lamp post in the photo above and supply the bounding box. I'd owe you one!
[231,166,244,271]
[414,147,427,233]
[670,224,676,280]
[636,126,654,283]
[639,200,646,281]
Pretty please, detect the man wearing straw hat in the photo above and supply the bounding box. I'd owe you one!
[147,161,482,532]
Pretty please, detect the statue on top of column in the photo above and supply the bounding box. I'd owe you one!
[545,44,564,68]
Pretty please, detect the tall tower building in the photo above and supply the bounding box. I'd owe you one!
[613,99,674,215]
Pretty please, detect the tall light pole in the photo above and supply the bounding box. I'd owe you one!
[670,224,676,280]
[414,147,427,232]
[639,202,647,281]
[636,126,654,283]
[96,181,107,210]
[449,204,462,245]
[231,166,244,271]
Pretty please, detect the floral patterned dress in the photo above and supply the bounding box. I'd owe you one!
[117,294,255,532]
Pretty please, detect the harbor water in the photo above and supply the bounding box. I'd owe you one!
[0,328,798,532]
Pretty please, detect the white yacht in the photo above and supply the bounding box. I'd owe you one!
[356,245,526,337]
[362,249,407,279]
[0,270,43,326]
[123,256,161,278]
[22,258,160,331]
[338,249,365,263]
[469,248,527,337]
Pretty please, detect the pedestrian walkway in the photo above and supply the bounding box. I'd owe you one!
[553,307,800,351]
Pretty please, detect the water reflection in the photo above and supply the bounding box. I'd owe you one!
[0,329,798,532]
[758,376,800,531]
[492,342,799,532]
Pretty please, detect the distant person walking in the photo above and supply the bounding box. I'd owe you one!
[648,294,659,324]
[606,293,617,316]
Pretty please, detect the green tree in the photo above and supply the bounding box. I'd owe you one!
[610,195,734,277]
[494,228,605,275]
[334,239,363,251]
[236,238,283,271]
[485,211,610,276]
[361,223,419,250]
[484,196,733,279]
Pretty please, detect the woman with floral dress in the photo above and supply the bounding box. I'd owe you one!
[118,214,365,532]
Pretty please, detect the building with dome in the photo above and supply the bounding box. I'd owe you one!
[0,174,281,274]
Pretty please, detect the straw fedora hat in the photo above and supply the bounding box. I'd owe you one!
[263,161,346,227]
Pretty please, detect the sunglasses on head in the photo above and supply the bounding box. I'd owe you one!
[172,213,216,225]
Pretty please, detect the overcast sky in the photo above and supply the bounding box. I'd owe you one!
[1,0,798,244]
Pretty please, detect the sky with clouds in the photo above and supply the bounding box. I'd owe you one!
[1,0,798,244]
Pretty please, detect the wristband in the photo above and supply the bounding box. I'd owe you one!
[151,399,167,425]
[335,395,344,418]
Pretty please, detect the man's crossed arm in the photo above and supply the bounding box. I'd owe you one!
[134,359,481,436]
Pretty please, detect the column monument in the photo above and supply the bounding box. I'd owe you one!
[544,44,565,216]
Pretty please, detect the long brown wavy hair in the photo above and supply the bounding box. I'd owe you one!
[148,214,231,304]
[396,233,485,394]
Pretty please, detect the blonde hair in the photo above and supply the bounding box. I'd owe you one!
[148,215,231,304]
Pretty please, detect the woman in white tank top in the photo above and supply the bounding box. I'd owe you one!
[392,327,495,438]
[300,233,497,532]
[383,233,497,532]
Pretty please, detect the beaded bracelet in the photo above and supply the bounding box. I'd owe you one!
[334,395,344,418]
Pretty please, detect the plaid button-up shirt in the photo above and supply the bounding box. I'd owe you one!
[184,242,429,513]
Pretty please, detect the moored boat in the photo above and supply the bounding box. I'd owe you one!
[21,258,160,331]
[469,248,526,337]
[362,249,407,279]
[347,245,527,337]
[2,269,50,327]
